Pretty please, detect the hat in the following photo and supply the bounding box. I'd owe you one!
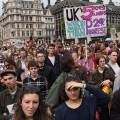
[1,70,17,78]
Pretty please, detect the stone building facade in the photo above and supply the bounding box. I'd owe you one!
[0,0,55,44]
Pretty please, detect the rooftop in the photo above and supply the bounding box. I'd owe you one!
[49,0,120,14]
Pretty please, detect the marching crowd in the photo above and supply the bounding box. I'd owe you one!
[0,39,120,120]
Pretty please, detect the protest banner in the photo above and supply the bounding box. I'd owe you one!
[14,40,24,48]
[64,4,107,39]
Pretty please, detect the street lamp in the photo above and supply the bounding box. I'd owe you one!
[110,25,116,41]
[57,36,61,43]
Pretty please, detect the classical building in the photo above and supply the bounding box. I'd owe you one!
[0,0,55,44]
[49,0,120,43]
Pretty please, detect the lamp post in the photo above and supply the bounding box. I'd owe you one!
[58,36,61,43]
[110,25,116,41]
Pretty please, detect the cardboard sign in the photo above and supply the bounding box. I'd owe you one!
[14,40,24,48]
[64,4,107,39]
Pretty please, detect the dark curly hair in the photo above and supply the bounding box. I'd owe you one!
[60,53,75,73]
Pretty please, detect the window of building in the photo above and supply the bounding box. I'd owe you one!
[21,16,24,21]
[38,23,41,29]
[10,9,13,13]
[37,5,40,8]
[37,31,41,36]
[17,24,19,29]
[11,31,15,37]
[22,31,25,36]
[17,31,20,37]
[10,16,14,20]
[45,18,47,22]
[16,15,19,20]
[25,16,28,21]
[31,32,34,36]
[31,4,33,8]
[11,24,15,28]
[22,23,24,28]
[46,31,48,35]
[30,17,32,21]
[16,10,19,14]
[30,24,33,28]
[36,17,39,21]
[27,31,29,36]
[29,11,32,14]
[26,24,29,28]
[50,18,52,22]
[37,10,39,14]
[27,4,29,8]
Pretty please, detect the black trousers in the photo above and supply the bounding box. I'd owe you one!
[99,106,111,120]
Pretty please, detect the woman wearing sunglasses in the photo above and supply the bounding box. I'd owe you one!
[55,76,110,120]
[12,85,49,120]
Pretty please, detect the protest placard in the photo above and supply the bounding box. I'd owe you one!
[64,4,107,39]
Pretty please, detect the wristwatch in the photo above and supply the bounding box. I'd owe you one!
[83,84,86,89]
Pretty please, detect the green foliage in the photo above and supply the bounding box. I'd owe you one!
[60,17,66,37]
[116,24,120,32]
[107,24,120,34]
[107,24,112,36]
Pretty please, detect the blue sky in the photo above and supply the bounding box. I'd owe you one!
[0,0,120,15]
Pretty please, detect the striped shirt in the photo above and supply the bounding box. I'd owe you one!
[23,75,48,101]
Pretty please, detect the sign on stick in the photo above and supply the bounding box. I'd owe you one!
[64,4,107,39]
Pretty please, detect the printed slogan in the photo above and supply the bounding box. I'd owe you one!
[64,4,107,39]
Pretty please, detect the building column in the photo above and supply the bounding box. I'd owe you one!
[51,35,54,43]
[62,36,64,44]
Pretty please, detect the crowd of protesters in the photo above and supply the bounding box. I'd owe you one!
[0,39,120,120]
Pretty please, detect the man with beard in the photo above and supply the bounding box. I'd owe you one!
[0,70,21,120]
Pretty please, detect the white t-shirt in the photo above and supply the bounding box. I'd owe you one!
[21,60,26,69]
[48,56,55,65]
[109,63,120,77]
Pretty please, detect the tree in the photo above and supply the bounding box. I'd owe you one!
[107,24,112,37]
[116,24,120,32]
[60,17,66,38]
